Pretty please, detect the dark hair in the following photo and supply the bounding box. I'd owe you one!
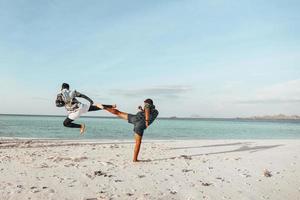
[144,98,153,105]
[61,83,70,90]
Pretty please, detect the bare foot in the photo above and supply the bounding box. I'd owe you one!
[80,124,86,135]
[133,159,140,162]
[133,159,151,163]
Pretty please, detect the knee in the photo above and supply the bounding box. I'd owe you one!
[63,121,68,127]
[134,133,143,142]
[63,119,71,127]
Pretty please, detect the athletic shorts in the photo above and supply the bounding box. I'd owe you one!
[68,103,90,120]
[128,114,146,136]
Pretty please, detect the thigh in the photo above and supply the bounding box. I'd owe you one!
[133,121,146,136]
[118,111,128,120]
[63,117,73,125]
[68,110,81,120]
[128,114,138,124]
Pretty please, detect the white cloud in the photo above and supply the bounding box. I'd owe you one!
[236,79,300,104]
[110,85,193,98]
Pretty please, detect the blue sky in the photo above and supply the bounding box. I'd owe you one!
[1,0,300,117]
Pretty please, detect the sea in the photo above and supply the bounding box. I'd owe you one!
[0,115,300,140]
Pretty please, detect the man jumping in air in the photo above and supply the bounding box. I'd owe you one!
[104,99,159,162]
[56,83,115,134]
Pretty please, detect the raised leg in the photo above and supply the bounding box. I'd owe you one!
[88,105,102,112]
[88,104,116,112]
[105,108,128,120]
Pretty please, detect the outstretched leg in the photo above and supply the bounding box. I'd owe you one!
[88,104,116,112]
[105,107,128,120]
[133,133,142,162]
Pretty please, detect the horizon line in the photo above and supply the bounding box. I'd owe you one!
[1,113,300,121]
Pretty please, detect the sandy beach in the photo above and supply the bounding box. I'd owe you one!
[0,139,299,200]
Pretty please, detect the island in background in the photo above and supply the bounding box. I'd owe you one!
[237,114,300,120]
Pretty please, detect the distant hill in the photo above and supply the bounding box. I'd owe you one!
[241,114,300,120]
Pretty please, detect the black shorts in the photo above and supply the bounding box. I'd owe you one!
[128,114,146,136]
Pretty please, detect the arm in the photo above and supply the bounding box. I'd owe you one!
[138,106,144,112]
[74,91,94,105]
[145,107,150,128]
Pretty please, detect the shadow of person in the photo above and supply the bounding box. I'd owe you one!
[167,142,253,150]
[149,144,283,162]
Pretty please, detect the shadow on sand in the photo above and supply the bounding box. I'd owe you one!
[168,142,253,150]
[149,144,283,162]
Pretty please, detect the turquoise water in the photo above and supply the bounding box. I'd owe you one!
[0,115,300,140]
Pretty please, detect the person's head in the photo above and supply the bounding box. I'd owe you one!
[61,83,70,90]
[144,98,153,106]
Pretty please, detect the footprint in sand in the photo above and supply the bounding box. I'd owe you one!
[182,169,193,173]
[30,186,40,193]
[52,157,72,162]
[86,173,94,179]
[73,156,88,162]
[263,169,272,177]
[202,183,213,186]
[168,189,177,195]
[110,144,119,149]
[64,163,76,167]
[40,163,49,168]
[216,177,225,182]
[93,170,113,178]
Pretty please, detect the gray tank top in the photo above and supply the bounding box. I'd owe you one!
[61,89,81,112]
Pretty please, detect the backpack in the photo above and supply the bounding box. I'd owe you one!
[148,108,159,125]
[55,93,65,107]
[152,109,159,121]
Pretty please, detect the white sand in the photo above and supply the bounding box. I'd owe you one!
[0,139,299,200]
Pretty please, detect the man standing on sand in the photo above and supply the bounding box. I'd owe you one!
[56,83,115,134]
[104,99,159,162]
